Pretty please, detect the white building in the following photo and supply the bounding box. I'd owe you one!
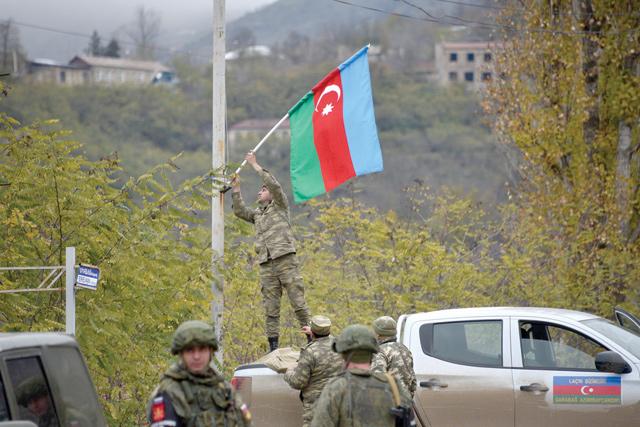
[27,55,173,86]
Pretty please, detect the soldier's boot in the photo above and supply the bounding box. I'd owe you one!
[268,336,279,352]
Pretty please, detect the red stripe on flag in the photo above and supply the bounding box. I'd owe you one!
[554,385,621,396]
[312,69,355,191]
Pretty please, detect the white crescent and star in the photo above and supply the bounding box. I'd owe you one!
[580,386,595,395]
[315,84,341,116]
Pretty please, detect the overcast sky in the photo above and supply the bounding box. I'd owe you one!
[3,0,278,60]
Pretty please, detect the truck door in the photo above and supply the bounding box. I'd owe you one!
[511,318,640,427]
[412,318,514,427]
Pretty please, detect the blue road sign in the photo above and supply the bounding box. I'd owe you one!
[76,265,100,290]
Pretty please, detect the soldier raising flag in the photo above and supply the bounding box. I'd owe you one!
[231,151,311,352]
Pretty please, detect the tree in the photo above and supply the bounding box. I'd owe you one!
[127,6,161,60]
[0,19,25,75]
[0,95,220,422]
[86,30,102,56]
[103,38,121,58]
[484,1,640,313]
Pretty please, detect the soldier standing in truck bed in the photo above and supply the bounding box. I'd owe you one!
[231,150,311,352]
[284,315,343,427]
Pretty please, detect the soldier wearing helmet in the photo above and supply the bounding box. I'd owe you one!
[147,321,252,427]
[310,325,414,427]
[284,315,343,427]
[371,316,417,397]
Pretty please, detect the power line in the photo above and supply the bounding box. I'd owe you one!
[329,0,639,36]
[426,0,638,18]
[428,0,507,11]
[11,20,210,61]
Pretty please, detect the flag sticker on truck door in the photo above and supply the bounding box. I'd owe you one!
[553,376,621,404]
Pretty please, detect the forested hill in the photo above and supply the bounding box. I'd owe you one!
[3,59,511,216]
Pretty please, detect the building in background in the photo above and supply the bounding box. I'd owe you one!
[228,118,290,160]
[435,42,498,90]
[26,55,175,86]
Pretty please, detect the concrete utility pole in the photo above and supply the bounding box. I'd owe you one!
[212,0,226,367]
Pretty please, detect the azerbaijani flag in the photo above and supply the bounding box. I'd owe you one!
[553,376,621,404]
[288,45,383,203]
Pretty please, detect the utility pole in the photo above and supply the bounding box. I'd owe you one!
[212,0,226,367]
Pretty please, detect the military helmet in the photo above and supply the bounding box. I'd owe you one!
[372,316,397,337]
[310,315,331,336]
[171,320,218,354]
[332,324,379,354]
[16,377,49,406]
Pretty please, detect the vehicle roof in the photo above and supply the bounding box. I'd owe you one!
[0,333,78,352]
[404,307,601,323]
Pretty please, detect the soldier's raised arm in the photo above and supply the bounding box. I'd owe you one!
[246,151,288,209]
[231,176,256,223]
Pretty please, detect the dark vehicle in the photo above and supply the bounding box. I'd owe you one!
[0,333,107,426]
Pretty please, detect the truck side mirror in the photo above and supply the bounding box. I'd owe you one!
[595,351,631,374]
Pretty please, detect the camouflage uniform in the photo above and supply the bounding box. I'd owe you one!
[149,362,249,427]
[310,368,413,427]
[310,324,413,427]
[371,316,417,397]
[232,169,310,339]
[371,338,417,397]
[284,316,343,427]
[147,321,251,427]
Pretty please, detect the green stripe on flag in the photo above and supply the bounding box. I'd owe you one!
[289,92,325,203]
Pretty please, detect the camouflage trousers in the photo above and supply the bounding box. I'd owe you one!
[259,253,310,338]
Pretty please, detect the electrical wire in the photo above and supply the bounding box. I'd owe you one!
[329,0,639,36]
[11,20,211,61]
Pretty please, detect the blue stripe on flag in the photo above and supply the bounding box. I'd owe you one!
[339,45,383,176]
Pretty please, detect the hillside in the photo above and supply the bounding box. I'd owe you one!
[183,0,495,59]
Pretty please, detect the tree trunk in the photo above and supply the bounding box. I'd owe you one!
[572,0,600,159]
[616,121,632,238]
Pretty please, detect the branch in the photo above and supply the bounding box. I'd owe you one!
[629,223,640,245]
[51,169,64,265]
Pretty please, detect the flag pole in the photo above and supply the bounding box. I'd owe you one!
[221,113,289,192]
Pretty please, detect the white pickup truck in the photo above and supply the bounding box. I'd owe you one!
[232,306,640,427]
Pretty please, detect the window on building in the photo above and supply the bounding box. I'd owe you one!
[449,52,458,62]
[448,71,458,81]
[59,71,66,83]
[484,52,492,62]
[481,72,492,81]
[467,52,475,62]
[464,72,474,82]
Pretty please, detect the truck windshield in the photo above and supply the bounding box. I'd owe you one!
[582,318,640,359]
